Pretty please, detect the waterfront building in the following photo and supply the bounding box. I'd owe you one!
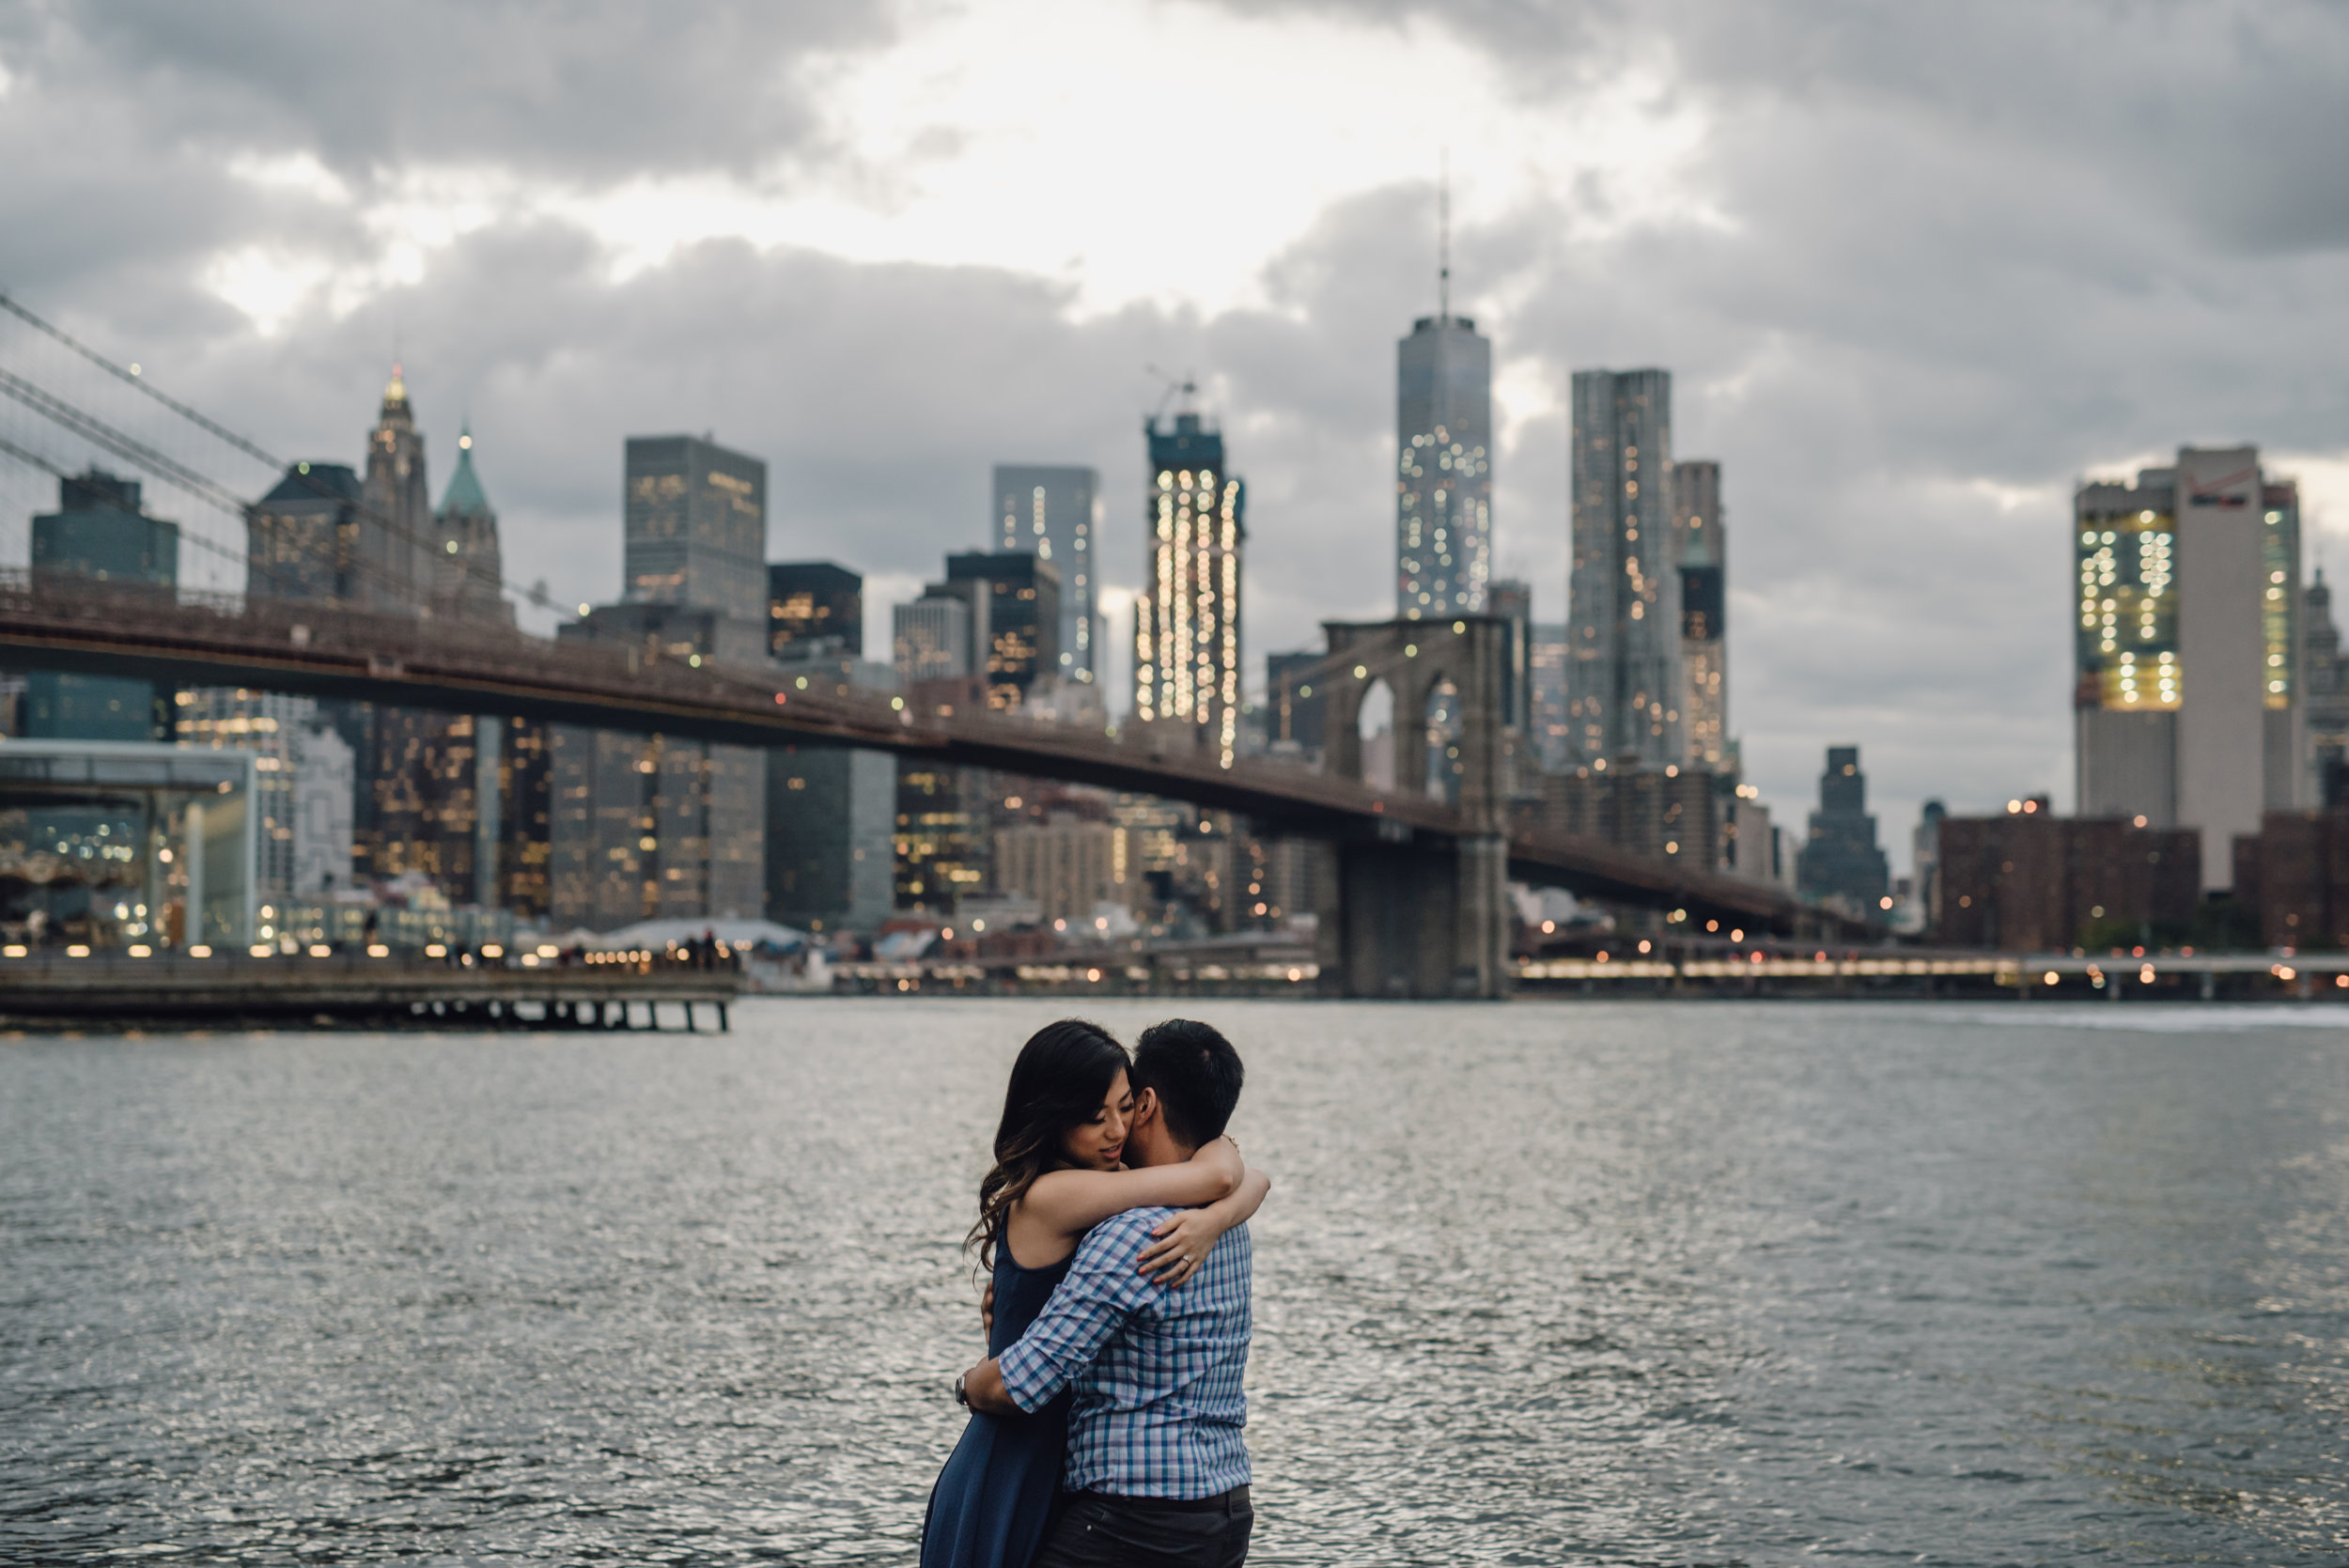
[546,726,766,930]
[1565,369,1683,768]
[1722,793,1780,885]
[995,813,1117,928]
[2234,806,2349,948]
[624,434,769,624]
[1912,799,1946,924]
[1673,460,1729,770]
[1935,805,2200,949]
[360,364,433,613]
[994,465,1102,684]
[1134,411,1246,766]
[895,759,989,912]
[2075,445,2306,889]
[1529,622,1570,772]
[1798,745,1890,911]
[769,561,863,658]
[24,471,178,743]
[430,425,511,625]
[1395,311,1492,619]
[945,551,1061,711]
[552,605,768,928]
[764,648,897,934]
[175,689,348,901]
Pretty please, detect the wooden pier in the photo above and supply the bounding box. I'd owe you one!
[0,951,745,1032]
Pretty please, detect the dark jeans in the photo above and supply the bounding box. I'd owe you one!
[1030,1487,1252,1568]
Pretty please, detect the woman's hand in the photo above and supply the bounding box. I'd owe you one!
[1137,1206,1223,1287]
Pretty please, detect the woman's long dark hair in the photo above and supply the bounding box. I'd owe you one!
[967,1019,1130,1267]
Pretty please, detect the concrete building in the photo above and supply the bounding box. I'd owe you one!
[2075,446,2306,889]
[769,561,863,658]
[290,720,355,900]
[994,464,1103,685]
[1135,411,1246,767]
[1395,311,1492,618]
[624,434,769,624]
[1565,369,1683,768]
[995,813,1117,927]
[894,595,973,684]
[1798,745,1890,912]
[1672,459,1728,770]
[24,471,179,743]
[1487,579,1534,737]
[944,551,1061,712]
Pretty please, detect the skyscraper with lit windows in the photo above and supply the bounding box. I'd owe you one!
[1672,459,1728,770]
[1395,313,1492,618]
[2075,444,2305,887]
[994,465,1102,684]
[1133,411,1246,767]
[1564,368,1682,768]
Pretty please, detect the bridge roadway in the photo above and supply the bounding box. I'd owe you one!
[0,573,1804,932]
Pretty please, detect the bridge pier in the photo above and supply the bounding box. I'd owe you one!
[1321,830,1509,999]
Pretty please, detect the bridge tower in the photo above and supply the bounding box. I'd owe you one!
[1314,614,1516,999]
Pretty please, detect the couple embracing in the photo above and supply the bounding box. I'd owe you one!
[923,1017,1268,1568]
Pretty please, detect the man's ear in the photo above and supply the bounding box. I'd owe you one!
[1129,1086,1159,1128]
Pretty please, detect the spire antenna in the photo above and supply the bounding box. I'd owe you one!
[1438,148,1451,321]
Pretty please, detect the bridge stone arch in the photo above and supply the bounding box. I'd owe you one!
[1312,615,1517,998]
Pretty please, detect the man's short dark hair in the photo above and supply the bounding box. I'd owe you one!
[1131,1018,1245,1147]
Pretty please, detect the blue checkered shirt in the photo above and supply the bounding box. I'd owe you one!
[996,1206,1252,1498]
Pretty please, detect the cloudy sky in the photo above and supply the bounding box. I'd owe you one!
[3,0,2346,866]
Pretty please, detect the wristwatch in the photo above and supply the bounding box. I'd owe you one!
[954,1372,969,1407]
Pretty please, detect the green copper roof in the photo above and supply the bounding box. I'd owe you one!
[438,426,492,517]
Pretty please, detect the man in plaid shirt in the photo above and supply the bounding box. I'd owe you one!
[962,1019,1257,1566]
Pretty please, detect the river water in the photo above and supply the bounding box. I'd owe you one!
[4,1001,2346,1564]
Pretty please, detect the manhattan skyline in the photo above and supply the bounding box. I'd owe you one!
[0,1,2343,873]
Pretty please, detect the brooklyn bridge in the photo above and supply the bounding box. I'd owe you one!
[0,293,1853,999]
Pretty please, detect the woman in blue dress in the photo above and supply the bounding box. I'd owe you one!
[922,1019,1269,1568]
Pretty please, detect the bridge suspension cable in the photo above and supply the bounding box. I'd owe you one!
[0,289,544,612]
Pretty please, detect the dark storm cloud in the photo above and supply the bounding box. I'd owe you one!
[2,0,893,182]
[4,0,2346,864]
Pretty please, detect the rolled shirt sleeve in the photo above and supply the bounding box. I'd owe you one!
[996,1209,1168,1414]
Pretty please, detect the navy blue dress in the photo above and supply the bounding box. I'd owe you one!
[922,1245,1076,1568]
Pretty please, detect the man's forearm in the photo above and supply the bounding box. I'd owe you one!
[962,1357,1018,1416]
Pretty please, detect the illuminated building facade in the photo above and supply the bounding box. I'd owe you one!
[1396,314,1492,618]
[1672,460,1728,770]
[2075,446,2306,888]
[944,551,1061,711]
[995,465,1102,683]
[769,561,863,658]
[624,434,768,624]
[1134,411,1246,766]
[1565,368,1683,768]
[247,461,363,603]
